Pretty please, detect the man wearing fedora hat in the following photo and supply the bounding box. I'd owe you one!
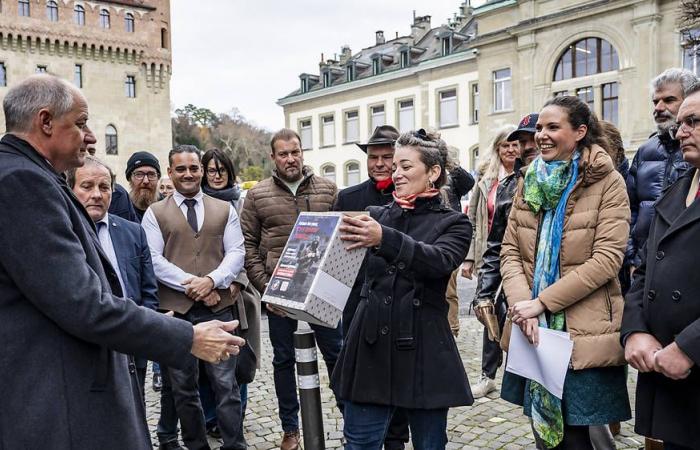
[333,124,409,450]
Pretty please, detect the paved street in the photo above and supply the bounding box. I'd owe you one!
[145,278,645,449]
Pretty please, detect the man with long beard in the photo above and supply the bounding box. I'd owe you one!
[126,150,162,221]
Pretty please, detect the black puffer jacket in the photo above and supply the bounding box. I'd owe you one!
[626,133,690,267]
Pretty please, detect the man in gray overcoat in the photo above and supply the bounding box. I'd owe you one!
[0,74,245,449]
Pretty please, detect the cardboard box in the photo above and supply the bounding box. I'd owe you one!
[262,212,366,328]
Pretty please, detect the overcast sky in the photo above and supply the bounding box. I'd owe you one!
[170,1,486,131]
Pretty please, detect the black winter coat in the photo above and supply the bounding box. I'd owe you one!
[0,135,193,449]
[445,166,475,212]
[626,133,690,267]
[621,171,700,449]
[331,197,474,409]
[334,179,394,335]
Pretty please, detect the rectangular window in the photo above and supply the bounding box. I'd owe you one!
[18,0,29,17]
[441,37,452,56]
[370,105,385,131]
[683,30,700,77]
[398,99,414,133]
[300,77,309,94]
[470,83,479,124]
[400,51,409,68]
[321,115,335,147]
[0,63,6,87]
[323,71,331,88]
[344,110,359,143]
[372,58,381,75]
[493,68,512,112]
[74,6,85,25]
[553,90,568,97]
[576,86,594,110]
[346,65,355,82]
[36,65,47,73]
[125,75,136,98]
[602,82,619,126]
[74,64,82,88]
[299,119,312,150]
[439,89,458,128]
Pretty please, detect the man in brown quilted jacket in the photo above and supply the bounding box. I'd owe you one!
[239,128,340,450]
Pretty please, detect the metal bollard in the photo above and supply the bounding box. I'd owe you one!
[294,328,325,450]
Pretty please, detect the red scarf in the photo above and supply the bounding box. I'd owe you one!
[375,178,393,192]
[392,188,440,210]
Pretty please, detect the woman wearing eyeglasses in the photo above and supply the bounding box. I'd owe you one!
[201,148,241,210]
[331,129,473,450]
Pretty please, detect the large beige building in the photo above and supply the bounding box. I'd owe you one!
[0,0,172,180]
[280,0,698,187]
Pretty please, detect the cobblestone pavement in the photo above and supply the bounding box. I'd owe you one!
[145,278,644,449]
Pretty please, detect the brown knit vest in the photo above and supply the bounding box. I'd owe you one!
[151,194,233,313]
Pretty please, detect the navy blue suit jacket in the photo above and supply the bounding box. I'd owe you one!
[107,214,159,368]
[107,214,159,312]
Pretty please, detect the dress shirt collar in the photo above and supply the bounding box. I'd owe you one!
[173,189,204,207]
[96,213,110,229]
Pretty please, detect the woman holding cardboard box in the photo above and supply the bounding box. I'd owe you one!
[331,129,473,450]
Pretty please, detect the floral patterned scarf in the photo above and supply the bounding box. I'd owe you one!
[523,151,580,448]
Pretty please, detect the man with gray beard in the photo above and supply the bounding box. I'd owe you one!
[625,68,697,292]
[126,150,162,221]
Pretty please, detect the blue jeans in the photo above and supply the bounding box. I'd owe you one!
[268,313,343,432]
[343,401,448,450]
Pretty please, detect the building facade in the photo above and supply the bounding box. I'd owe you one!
[0,0,172,180]
[280,0,697,188]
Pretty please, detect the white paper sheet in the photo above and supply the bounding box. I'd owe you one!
[505,326,574,399]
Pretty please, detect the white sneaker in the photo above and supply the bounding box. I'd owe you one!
[471,374,497,399]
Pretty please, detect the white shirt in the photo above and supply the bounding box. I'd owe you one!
[95,214,127,296]
[141,190,245,292]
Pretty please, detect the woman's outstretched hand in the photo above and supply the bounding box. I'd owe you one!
[339,215,382,250]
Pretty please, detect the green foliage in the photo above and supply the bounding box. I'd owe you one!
[172,105,273,181]
[239,165,264,181]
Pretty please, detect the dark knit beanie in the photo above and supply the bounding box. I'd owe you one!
[125,151,161,181]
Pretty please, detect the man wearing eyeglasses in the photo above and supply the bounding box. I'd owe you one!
[126,151,162,221]
[142,145,247,450]
[625,68,697,293]
[622,82,700,450]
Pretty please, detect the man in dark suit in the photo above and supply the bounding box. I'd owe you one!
[622,82,700,450]
[0,74,244,450]
[68,156,160,398]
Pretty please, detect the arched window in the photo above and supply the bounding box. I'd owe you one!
[161,28,168,48]
[46,0,58,21]
[99,9,110,29]
[345,161,361,187]
[73,4,85,25]
[553,37,619,81]
[125,12,134,33]
[321,164,336,184]
[105,125,118,155]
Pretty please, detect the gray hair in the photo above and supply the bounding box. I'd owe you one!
[168,144,201,166]
[395,129,449,188]
[650,68,698,97]
[66,156,115,189]
[686,81,700,98]
[3,74,77,133]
